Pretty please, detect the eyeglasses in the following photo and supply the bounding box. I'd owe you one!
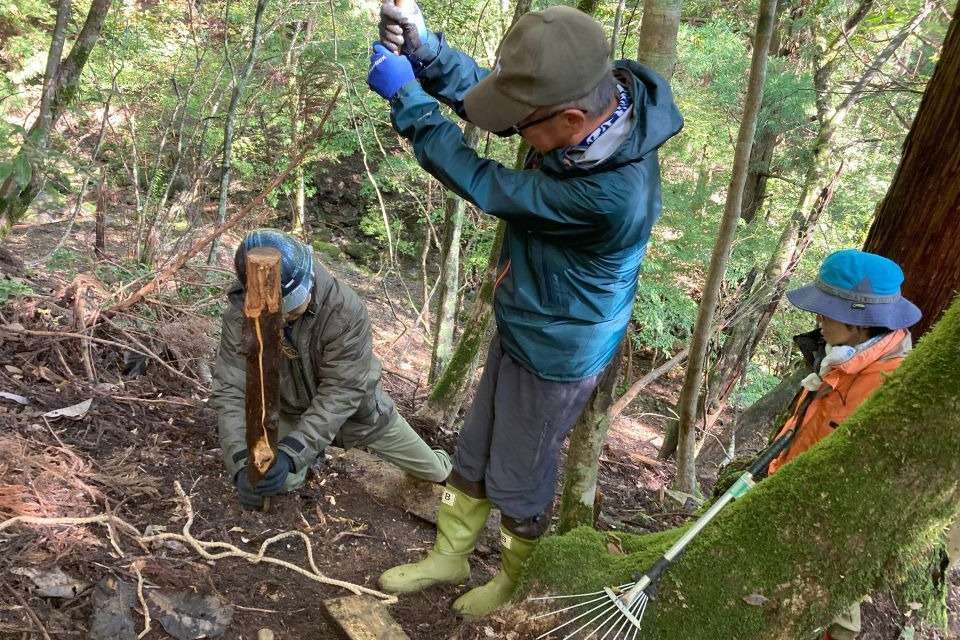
[502,108,587,136]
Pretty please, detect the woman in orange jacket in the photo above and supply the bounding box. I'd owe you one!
[767,249,922,640]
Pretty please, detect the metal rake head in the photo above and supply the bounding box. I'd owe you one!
[528,582,650,640]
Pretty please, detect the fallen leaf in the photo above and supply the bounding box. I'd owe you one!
[147,590,233,639]
[89,577,137,640]
[43,398,93,420]
[12,566,89,598]
[35,366,64,383]
[606,536,626,556]
[0,391,29,405]
[742,593,770,607]
[5,365,23,375]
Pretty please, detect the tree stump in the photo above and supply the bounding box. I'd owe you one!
[243,247,283,488]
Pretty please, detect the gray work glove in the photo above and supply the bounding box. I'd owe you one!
[378,0,428,54]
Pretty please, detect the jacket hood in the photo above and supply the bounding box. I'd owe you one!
[539,60,684,175]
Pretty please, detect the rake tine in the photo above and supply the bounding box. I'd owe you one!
[628,595,649,640]
[560,602,620,640]
[630,593,649,638]
[531,593,611,621]
[582,603,624,640]
[609,591,645,640]
[530,589,608,602]
[535,599,616,640]
[531,583,635,602]
[607,599,638,640]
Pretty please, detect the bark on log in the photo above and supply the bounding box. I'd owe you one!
[243,248,283,486]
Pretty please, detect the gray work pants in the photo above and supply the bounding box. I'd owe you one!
[452,335,600,520]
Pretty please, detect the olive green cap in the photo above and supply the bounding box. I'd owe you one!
[464,6,611,133]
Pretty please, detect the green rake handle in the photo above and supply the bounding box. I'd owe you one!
[619,429,797,607]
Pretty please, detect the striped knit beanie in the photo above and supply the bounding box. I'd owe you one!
[234,229,315,314]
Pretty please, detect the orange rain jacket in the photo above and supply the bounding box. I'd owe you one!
[768,329,911,475]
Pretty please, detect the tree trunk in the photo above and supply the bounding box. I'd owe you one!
[285,20,309,236]
[739,0,789,224]
[207,0,269,264]
[739,125,778,223]
[0,0,113,238]
[429,125,482,384]
[672,0,780,495]
[418,223,504,426]
[661,161,844,459]
[557,348,621,534]
[524,297,960,640]
[556,0,680,529]
[636,0,682,78]
[863,1,960,340]
[94,166,107,258]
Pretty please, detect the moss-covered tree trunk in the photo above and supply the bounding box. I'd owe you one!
[418,222,503,426]
[522,297,960,640]
[0,0,113,240]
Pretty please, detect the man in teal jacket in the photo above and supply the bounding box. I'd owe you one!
[368,3,683,616]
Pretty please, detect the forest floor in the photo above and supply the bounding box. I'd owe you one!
[1,211,957,640]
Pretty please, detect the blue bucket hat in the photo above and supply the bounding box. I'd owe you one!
[234,229,315,314]
[786,249,921,330]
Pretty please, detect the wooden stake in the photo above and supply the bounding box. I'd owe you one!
[243,248,283,496]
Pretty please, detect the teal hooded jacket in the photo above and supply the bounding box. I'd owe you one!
[391,36,683,381]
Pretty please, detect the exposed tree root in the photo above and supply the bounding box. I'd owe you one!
[0,481,398,605]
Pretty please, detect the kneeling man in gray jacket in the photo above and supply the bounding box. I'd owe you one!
[210,229,451,508]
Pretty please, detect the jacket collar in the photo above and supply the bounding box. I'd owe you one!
[827,329,912,378]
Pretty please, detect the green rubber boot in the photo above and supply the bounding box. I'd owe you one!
[452,526,537,617]
[379,486,491,594]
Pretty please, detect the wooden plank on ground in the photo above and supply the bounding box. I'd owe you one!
[323,596,410,640]
[338,448,443,524]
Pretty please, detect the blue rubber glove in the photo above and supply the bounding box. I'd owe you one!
[368,42,416,101]
[252,451,294,496]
